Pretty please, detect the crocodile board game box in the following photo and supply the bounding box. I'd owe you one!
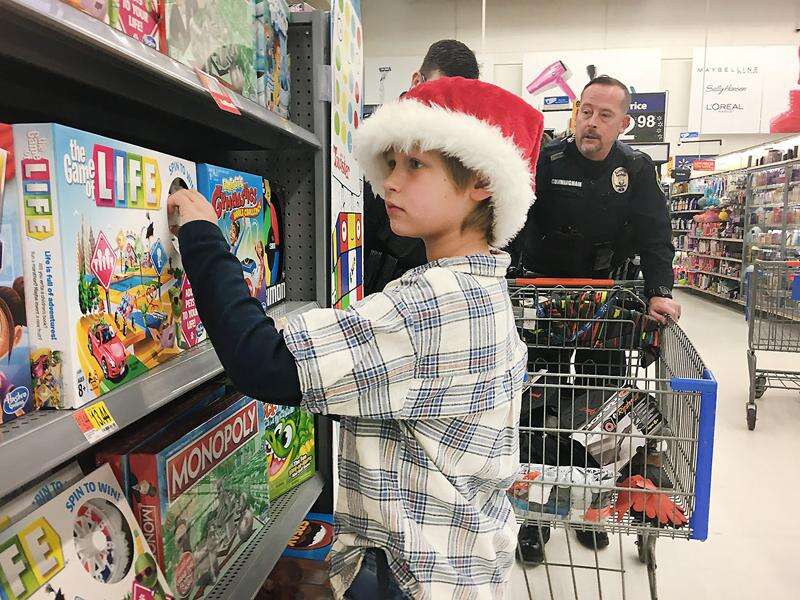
[263,404,315,501]
[11,123,205,409]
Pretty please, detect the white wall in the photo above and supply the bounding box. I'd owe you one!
[362,0,800,156]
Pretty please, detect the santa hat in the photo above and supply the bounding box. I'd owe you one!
[354,76,545,247]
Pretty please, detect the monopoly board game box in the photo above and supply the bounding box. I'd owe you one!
[196,164,285,311]
[0,134,36,423]
[0,463,173,600]
[128,394,270,599]
[162,0,257,102]
[263,404,315,501]
[11,123,206,410]
[94,381,225,498]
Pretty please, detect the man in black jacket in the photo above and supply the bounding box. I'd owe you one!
[364,39,480,295]
[511,76,680,563]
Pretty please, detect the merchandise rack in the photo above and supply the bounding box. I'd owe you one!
[0,4,335,598]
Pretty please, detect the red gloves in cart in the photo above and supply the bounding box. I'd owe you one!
[614,475,688,528]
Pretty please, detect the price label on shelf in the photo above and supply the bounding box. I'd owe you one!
[194,68,242,115]
[74,400,119,443]
[621,92,666,143]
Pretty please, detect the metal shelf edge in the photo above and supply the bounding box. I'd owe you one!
[0,300,318,499]
[2,0,321,150]
[206,473,325,600]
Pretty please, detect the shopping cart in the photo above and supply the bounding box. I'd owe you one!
[745,260,800,430]
[508,277,717,600]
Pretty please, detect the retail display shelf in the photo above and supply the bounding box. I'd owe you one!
[673,229,692,234]
[692,236,744,243]
[683,285,745,306]
[751,202,795,209]
[752,183,786,192]
[670,209,704,214]
[206,473,325,600]
[691,253,743,263]
[671,192,704,198]
[692,270,742,282]
[0,0,321,150]
[0,301,318,500]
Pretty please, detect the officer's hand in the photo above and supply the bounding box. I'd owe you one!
[648,297,681,324]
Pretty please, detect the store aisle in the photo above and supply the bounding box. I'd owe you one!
[510,290,800,599]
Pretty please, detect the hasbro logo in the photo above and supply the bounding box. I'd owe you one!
[4,386,30,415]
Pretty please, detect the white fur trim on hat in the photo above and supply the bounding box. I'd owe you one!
[353,100,534,248]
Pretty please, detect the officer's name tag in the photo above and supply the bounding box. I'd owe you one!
[551,179,583,188]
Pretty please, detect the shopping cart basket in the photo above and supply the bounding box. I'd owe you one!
[508,277,717,600]
[745,260,800,430]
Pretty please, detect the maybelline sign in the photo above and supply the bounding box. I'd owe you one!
[688,48,763,134]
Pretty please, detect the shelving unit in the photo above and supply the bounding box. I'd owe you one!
[743,159,800,284]
[0,4,335,598]
[671,168,748,304]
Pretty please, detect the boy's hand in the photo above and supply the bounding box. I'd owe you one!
[168,189,217,233]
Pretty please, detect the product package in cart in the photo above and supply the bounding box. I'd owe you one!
[0,463,173,600]
[196,164,286,311]
[0,140,35,423]
[11,123,206,410]
[127,394,270,599]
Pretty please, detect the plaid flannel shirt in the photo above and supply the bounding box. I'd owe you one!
[283,250,527,600]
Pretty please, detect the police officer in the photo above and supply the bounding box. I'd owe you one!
[512,75,681,564]
[513,75,679,321]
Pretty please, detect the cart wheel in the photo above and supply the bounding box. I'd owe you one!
[754,376,767,399]
[746,404,757,431]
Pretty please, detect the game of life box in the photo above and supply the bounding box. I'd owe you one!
[127,394,270,599]
[0,463,173,600]
[196,164,285,311]
[11,123,206,410]
[0,138,35,423]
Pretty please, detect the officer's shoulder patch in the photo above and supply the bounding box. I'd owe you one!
[550,151,565,162]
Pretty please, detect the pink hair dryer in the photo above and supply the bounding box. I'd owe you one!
[526,60,577,101]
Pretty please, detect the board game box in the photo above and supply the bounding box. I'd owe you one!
[0,463,173,600]
[11,123,206,410]
[282,512,333,561]
[263,404,315,501]
[196,164,285,311]
[128,394,270,599]
[0,135,36,423]
[266,0,291,117]
[0,462,83,533]
[94,381,225,498]
[58,0,162,51]
[162,0,258,103]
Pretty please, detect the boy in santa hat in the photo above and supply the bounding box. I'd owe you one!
[169,77,544,599]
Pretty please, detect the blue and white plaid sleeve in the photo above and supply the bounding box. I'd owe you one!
[283,266,521,420]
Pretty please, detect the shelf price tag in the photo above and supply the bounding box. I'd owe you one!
[621,92,666,143]
[194,68,242,115]
[74,400,119,443]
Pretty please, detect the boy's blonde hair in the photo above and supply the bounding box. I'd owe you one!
[439,152,495,246]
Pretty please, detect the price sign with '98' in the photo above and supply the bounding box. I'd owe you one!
[621,92,667,143]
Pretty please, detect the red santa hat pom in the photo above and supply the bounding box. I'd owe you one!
[353,76,544,247]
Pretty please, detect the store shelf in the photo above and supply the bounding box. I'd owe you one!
[207,473,325,600]
[671,192,704,198]
[692,270,742,282]
[691,253,743,263]
[0,0,321,153]
[670,209,704,214]
[682,285,745,306]
[673,229,692,234]
[692,236,744,243]
[752,183,786,192]
[0,300,317,500]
